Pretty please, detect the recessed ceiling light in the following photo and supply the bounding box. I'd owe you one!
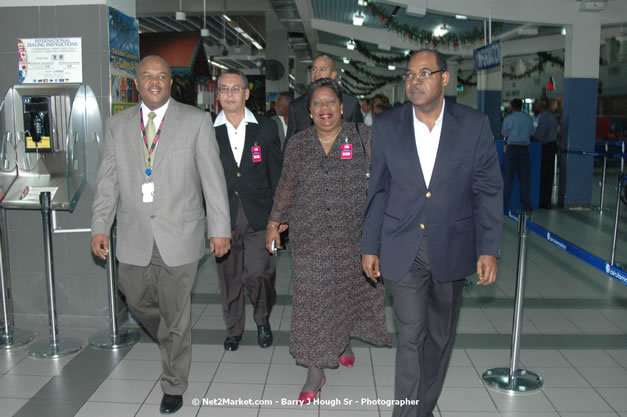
[353,13,364,26]
[347,39,356,50]
[343,57,351,64]
[388,64,396,70]
[455,14,468,20]
[433,25,449,37]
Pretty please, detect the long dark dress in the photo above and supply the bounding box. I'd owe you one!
[269,121,391,369]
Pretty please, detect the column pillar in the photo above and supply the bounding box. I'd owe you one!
[264,12,289,94]
[477,63,502,137]
[560,23,601,208]
[293,60,309,99]
[445,59,458,103]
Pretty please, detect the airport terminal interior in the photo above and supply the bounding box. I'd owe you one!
[0,0,626,416]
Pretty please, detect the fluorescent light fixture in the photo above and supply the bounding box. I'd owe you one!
[289,74,295,81]
[347,39,356,50]
[405,50,411,56]
[343,57,350,64]
[388,64,396,70]
[353,13,364,26]
[525,98,533,103]
[433,25,448,37]
[222,14,232,22]
[175,11,186,21]
[208,59,228,70]
[200,28,209,37]
[518,27,538,36]
[561,27,567,35]
[252,40,263,50]
[455,14,468,20]
[357,0,368,6]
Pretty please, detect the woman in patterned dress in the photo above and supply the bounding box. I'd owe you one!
[265,78,391,403]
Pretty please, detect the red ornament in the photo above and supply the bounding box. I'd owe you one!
[380,16,385,23]
[408,33,413,39]
[480,36,485,41]
[370,7,375,12]
[453,43,458,48]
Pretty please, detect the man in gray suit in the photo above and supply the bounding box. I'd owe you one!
[91,55,231,414]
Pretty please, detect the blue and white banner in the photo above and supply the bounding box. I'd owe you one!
[473,40,501,72]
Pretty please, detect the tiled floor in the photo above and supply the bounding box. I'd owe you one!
[1,168,626,416]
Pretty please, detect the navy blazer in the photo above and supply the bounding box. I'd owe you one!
[361,100,503,282]
[214,114,283,231]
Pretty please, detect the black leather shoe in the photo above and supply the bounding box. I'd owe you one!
[160,394,183,414]
[257,323,273,348]
[224,335,242,351]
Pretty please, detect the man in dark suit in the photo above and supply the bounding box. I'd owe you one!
[213,69,283,352]
[285,55,362,142]
[361,50,503,417]
[91,55,231,414]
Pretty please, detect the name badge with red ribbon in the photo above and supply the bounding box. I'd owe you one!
[251,146,262,162]
[341,143,353,160]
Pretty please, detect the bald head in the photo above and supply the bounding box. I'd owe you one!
[311,55,337,82]
[135,55,173,110]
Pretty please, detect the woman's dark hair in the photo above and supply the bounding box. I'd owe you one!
[306,77,343,109]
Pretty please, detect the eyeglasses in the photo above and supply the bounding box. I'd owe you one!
[218,85,244,94]
[402,70,445,81]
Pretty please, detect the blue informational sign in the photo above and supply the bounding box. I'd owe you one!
[473,40,501,72]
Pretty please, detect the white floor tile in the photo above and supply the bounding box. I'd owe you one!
[370,346,396,366]
[442,367,482,387]
[261,384,308,409]
[7,356,71,377]
[534,367,590,388]
[560,350,621,368]
[324,365,375,387]
[519,349,571,368]
[437,387,498,412]
[221,345,275,363]
[197,405,259,416]
[188,361,219,382]
[543,387,614,412]
[204,383,264,408]
[598,388,627,411]
[213,362,269,384]
[487,389,556,412]
[559,413,620,417]
[107,359,162,380]
[88,379,155,403]
[319,410,380,416]
[318,384,378,410]
[74,401,141,417]
[124,342,161,361]
[0,397,28,416]
[259,407,319,416]
[578,367,627,387]
[136,403,198,417]
[373,365,395,387]
[266,363,308,385]
[465,349,511,367]
[0,374,51,399]
[190,344,225,363]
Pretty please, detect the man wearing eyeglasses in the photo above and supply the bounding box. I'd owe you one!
[213,69,283,352]
[362,50,503,417]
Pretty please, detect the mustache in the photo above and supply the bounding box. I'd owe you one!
[409,87,424,95]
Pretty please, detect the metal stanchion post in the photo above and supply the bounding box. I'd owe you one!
[610,172,623,266]
[621,142,625,173]
[597,143,609,212]
[483,212,543,393]
[0,208,34,349]
[551,152,559,207]
[27,192,81,358]
[89,223,140,349]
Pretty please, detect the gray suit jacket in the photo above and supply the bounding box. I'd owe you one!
[91,99,231,267]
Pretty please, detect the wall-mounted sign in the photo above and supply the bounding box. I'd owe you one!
[17,37,82,84]
[473,40,501,72]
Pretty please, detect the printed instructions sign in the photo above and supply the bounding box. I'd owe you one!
[17,37,82,84]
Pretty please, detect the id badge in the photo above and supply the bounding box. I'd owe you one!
[142,182,154,203]
[341,143,353,160]
[251,146,262,162]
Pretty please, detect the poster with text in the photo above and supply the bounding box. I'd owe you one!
[17,37,82,84]
[109,7,139,115]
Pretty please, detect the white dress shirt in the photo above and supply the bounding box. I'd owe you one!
[413,101,445,188]
[214,107,258,167]
[278,115,287,137]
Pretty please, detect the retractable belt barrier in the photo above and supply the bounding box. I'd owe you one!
[506,209,627,285]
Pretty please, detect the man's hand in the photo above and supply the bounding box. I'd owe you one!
[265,227,281,254]
[476,255,497,285]
[362,254,381,283]
[91,234,109,260]
[210,237,231,258]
